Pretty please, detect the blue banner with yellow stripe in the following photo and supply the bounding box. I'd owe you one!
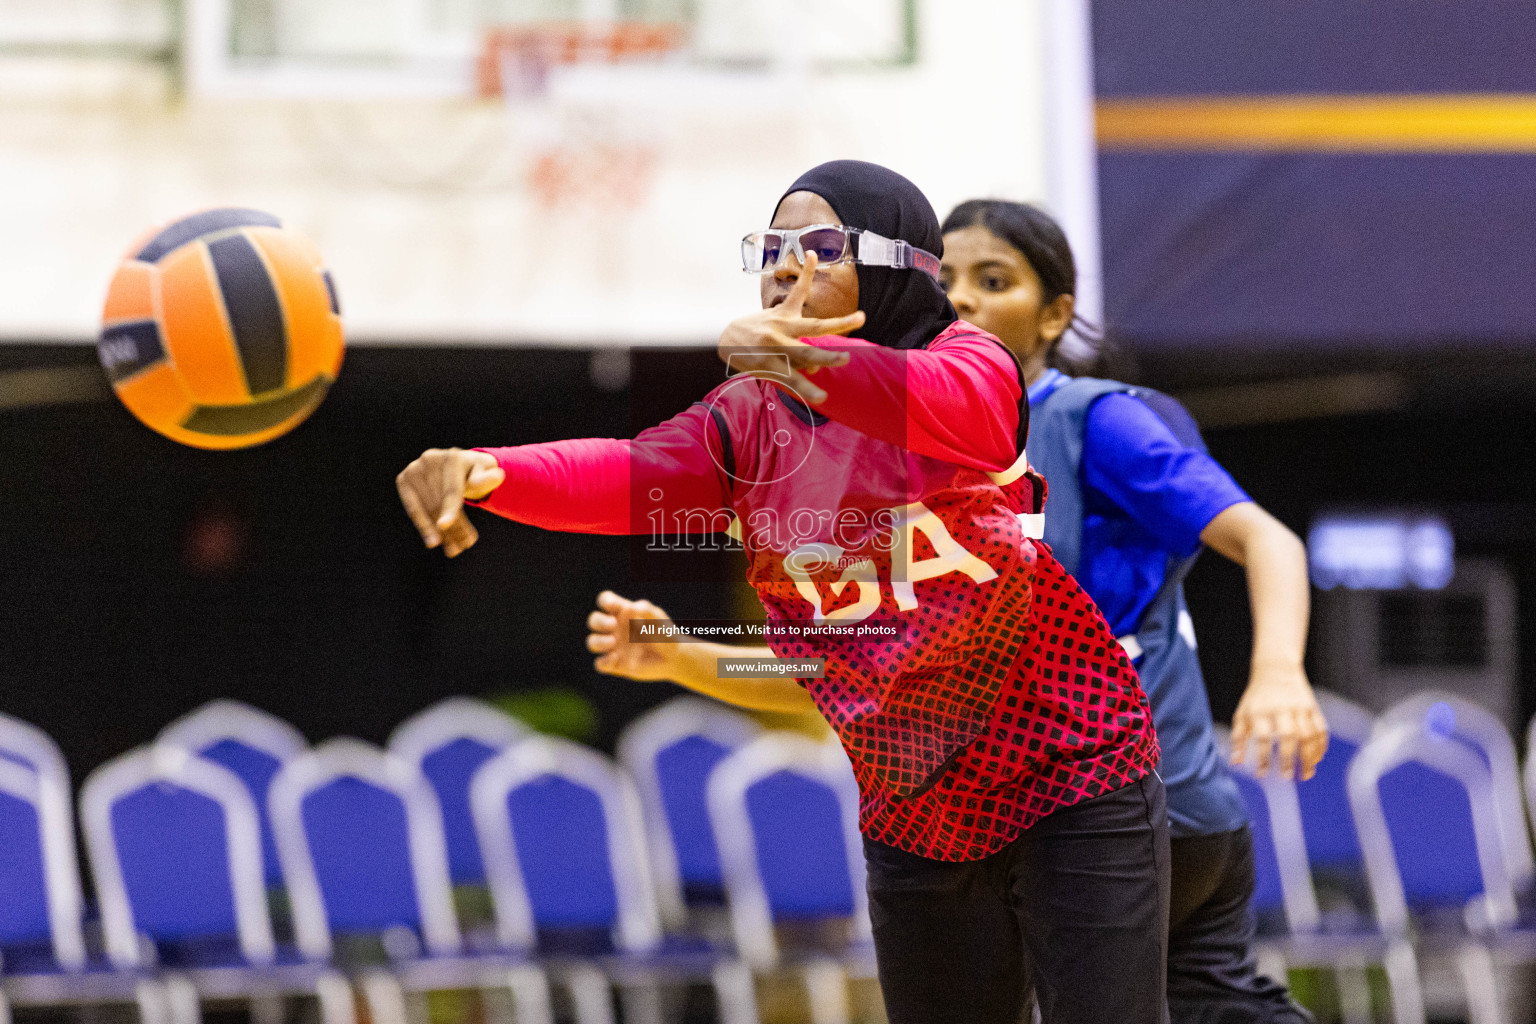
[1093,1,1536,351]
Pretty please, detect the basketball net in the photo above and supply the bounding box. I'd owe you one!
[478,22,686,211]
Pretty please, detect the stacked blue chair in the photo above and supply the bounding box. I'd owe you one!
[1348,709,1536,1024]
[1221,725,1424,1024]
[388,697,529,899]
[79,744,348,1024]
[706,733,874,1024]
[0,714,180,1024]
[0,713,85,973]
[471,734,746,1024]
[1377,692,1534,900]
[267,738,554,1024]
[157,701,308,889]
[616,697,762,932]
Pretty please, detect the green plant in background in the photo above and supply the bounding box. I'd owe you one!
[488,687,599,743]
[425,986,483,1024]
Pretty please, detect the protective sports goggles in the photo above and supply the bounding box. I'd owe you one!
[741,224,942,281]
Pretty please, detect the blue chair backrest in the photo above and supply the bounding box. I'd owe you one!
[505,775,619,929]
[198,738,285,885]
[744,770,855,920]
[0,786,50,946]
[1231,772,1285,916]
[156,702,307,891]
[1377,759,1484,910]
[1380,695,1533,894]
[655,734,734,892]
[301,777,421,934]
[422,737,502,886]
[1298,732,1366,874]
[114,783,241,941]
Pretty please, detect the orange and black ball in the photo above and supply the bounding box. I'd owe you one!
[98,209,345,449]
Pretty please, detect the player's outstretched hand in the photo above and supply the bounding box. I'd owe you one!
[1229,662,1330,780]
[586,590,683,682]
[396,447,505,557]
[718,251,862,405]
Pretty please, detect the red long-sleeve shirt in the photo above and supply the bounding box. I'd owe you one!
[474,323,1156,860]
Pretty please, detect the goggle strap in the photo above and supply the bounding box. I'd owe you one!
[853,230,941,282]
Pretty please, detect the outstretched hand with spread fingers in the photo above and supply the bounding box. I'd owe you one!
[718,251,863,405]
[1229,661,1329,780]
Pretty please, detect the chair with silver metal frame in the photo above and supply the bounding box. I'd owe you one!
[79,744,349,1024]
[268,738,554,1024]
[387,697,529,893]
[1524,712,1536,890]
[1349,718,1536,1024]
[705,733,875,1024]
[0,740,164,1024]
[615,697,762,934]
[1376,692,1534,899]
[471,734,748,1024]
[0,712,85,971]
[1220,727,1424,1024]
[157,701,307,889]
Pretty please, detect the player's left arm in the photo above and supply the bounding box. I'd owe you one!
[1201,503,1329,781]
[797,331,1023,472]
[584,591,819,715]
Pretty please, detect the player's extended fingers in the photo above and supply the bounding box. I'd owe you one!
[1273,708,1302,780]
[587,610,619,634]
[396,474,442,548]
[780,342,849,370]
[1299,710,1330,780]
[784,313,866,344]
[780,250,819,317]
[595,590,632,614]
[1250,712,1278,775]
[586,632,617,654]
[440,513,478,558]
[786,369,828,405]
[435,452,471,531]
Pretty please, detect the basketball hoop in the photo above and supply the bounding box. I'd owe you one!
[478,21,687,211]
[476,21,687,100]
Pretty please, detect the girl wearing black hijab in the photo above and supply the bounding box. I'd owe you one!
[399,161,1171,1024]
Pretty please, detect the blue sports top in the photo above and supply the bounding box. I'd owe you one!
[1028,369,1250,636]
[1027,369,1251,836]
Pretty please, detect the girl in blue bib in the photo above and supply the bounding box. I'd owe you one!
[938,199,1325,1023]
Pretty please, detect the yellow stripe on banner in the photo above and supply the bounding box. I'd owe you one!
[1096,95,1536,152]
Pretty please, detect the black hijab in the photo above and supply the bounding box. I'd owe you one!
[776,160,958,350]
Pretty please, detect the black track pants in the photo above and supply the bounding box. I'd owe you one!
[864,772,1172,1024]
[1167,827,1313,1024]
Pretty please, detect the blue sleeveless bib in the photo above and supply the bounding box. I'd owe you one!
[1028,377,1247,837]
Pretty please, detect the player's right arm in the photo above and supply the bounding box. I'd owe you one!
[396,408,732,556]
[585,591,818,715]
[397,257,865,559]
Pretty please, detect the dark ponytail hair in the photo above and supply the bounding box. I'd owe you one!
[940,199,1123,378]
